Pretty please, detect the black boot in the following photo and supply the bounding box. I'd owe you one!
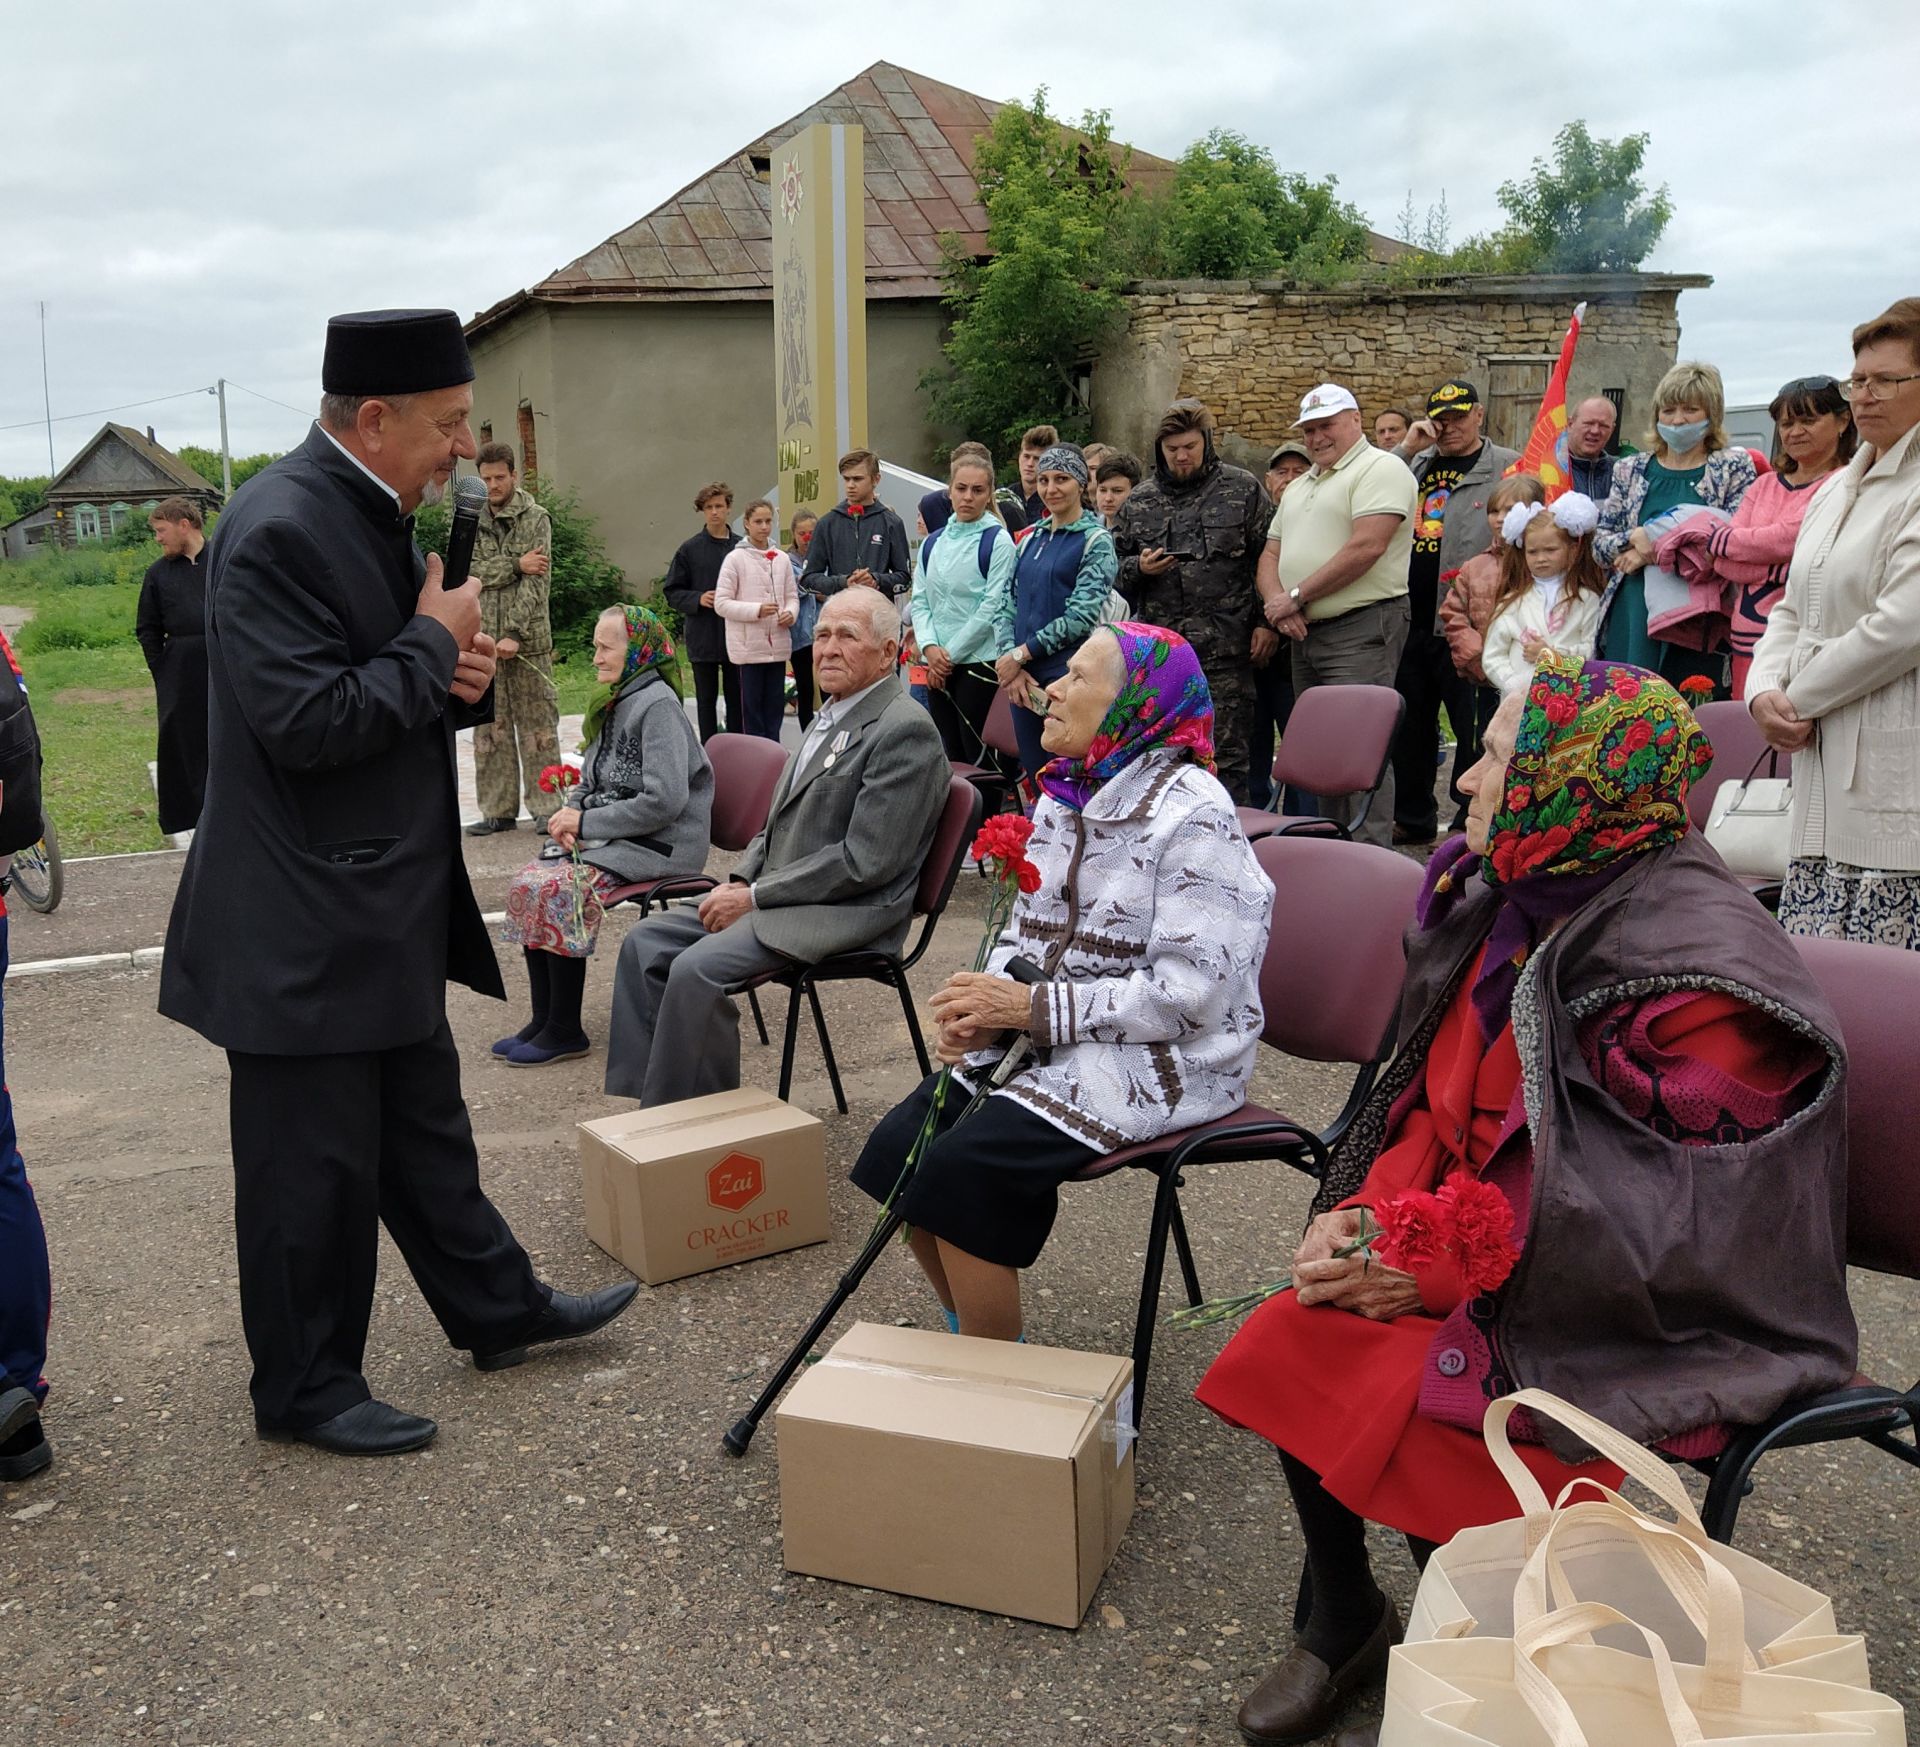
[493,949,551,1056]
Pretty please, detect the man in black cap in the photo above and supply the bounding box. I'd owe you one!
[1388,381,1518,843]
[160,309,635,1457]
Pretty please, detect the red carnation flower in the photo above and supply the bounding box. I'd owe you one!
[1435,1177,1521,1294]
[1374,1191,1448,1272]
[1016,861,1043,894]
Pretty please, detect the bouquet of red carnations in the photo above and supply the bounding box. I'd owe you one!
[536,761,601,937]
[1167,1176,1521,1329]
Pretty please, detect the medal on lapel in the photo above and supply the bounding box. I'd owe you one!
[825,728,851,768]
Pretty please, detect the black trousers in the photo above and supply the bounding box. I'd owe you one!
[227,1020,548,1428]
[925,663,1001,764]
[1392,630,1495,836]
[690,657,742,743]
[791,645,816,731]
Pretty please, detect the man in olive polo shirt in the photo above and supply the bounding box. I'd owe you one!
[1255,383,1417,846]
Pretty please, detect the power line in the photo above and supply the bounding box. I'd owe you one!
[226,380,312,418]
[0,386,213,434]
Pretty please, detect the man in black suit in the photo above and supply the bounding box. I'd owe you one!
[160,309,635,1457]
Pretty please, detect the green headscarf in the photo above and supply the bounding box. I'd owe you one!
[581,604,679,750]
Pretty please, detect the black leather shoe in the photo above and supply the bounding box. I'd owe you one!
[0,1387,51,1482]
[464,816,517,836]
[1237,1599,1400,1745]
[472,1280,639,1372]
[256,1398,438,1456]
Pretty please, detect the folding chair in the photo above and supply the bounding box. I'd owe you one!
[948,690,1023,821]
[1696,934,1920,1542]
[733,776,984,1115]
[1236,683,1406,844]
[1068,832,1426,1424]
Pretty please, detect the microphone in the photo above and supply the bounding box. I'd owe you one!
[442,475,487,589]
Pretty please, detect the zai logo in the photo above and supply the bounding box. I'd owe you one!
[706,1152,765,1214]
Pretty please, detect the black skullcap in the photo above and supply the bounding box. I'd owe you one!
[321,309,474,395]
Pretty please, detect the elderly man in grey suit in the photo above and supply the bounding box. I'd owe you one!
[606,588,949,1105]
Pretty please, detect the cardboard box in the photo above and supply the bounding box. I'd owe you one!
[776,1322,1136,1628]
[578,1088,828,1285]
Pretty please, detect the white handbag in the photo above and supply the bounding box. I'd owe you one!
[1705,750,1793,882]
[1406,1391,1869,1688]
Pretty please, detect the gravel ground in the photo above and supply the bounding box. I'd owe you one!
[3,844,1916,1746]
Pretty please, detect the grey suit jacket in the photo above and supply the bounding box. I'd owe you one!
[733,681,949,961]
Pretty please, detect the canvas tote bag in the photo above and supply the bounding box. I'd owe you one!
[1406,1390,1868,1687]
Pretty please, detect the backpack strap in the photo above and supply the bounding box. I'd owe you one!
[976,524,998,578]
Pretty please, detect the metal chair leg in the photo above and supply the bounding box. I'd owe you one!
[1129,1163,1185,1431]
[895,967,932,1079]
[1168,1182,1203,1307]
[776,981,805,1103]
[747,987,770,1048]
[806,979,848,1115]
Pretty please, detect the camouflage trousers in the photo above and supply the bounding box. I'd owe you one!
[474,650,562,823]
[1190,648,1252,806]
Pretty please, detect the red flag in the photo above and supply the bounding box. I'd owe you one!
[1506,302,1585,501]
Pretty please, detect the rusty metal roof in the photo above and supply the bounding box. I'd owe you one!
[468,62,1176,335]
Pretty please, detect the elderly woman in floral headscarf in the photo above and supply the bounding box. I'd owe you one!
[495,604,712,1067]
[851,623,1271,1340]
[1198,653,1855,1747]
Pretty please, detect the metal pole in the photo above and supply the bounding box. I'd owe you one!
[216,378,232,499]
[38,303,54,475]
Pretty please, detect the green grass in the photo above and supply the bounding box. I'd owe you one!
[23,644,168,856]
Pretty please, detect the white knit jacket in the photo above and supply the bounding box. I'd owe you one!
[962,750,1273,1152]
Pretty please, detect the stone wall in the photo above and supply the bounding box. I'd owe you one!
[1093,272,1710,473]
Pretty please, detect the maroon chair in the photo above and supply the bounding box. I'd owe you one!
[597,732,789,919]
[1068,832,1426,1424]
[1236,683,1406,843]
[949,690,1023,820]
[731,776,984,1115]
[1696,935,1920,1541]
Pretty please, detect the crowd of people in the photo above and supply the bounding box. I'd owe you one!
[4,291,1920,1744]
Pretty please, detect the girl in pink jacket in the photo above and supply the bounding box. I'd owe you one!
[714,498,799,741]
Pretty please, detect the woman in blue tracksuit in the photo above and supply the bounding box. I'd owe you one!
[992,444,1116,779]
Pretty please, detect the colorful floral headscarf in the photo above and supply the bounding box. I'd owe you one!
[1035,623,1216,812]
[581,603,679,751]
[1420,652,1713,1037]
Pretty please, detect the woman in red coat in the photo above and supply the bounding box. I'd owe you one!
[1198,653,1854,1747]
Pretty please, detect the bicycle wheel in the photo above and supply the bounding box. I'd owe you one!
[10,817,63,915]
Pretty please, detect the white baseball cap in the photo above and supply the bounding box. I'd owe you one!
[1293,383,1360,426]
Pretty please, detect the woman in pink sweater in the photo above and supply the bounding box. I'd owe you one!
[1662,376,1855,696]
[714,498,799,741]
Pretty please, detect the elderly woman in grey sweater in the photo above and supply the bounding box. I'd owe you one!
[496,605,712,1065]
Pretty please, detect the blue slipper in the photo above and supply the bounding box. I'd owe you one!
[505,1034,591,1067]
[492,1031,537,1058]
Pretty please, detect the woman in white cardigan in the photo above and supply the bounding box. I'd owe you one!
[1750,297,1920,949]
[850,624,1272,1339]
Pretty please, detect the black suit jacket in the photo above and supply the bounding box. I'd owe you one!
[159,425,504,1055]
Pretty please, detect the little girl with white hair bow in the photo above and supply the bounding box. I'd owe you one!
[1479,491,1609,695]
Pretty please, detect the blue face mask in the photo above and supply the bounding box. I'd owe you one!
[1657,418,1711,453]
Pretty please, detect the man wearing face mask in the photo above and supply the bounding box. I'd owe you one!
[161,310,635,1458]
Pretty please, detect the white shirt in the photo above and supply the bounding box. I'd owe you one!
[318,424,401,508]
[792,674,896,780]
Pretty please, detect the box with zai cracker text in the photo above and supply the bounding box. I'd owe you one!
[577,1088,828,1285]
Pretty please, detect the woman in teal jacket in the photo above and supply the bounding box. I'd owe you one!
[913,452,1018,761]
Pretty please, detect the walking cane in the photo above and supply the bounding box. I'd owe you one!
[721,957,1047,1457]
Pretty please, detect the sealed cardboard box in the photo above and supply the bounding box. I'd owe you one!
[578,1088,827,1285]
[776,1321,1136,1628]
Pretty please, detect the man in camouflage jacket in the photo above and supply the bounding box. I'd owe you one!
[467,442,560,833]
[1112,401,1271,802]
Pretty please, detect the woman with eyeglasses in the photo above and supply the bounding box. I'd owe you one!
[1593,360,1757,692]
[1657,377,1856,698]
[1749,298,1920,950]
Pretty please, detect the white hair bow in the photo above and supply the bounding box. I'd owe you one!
[1501,501,1545,546]
[1500,491,1601,547]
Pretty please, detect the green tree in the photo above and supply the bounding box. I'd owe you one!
[923,89,1135,461]
[414,474,627,651]
[0,476,50,524]
[1163,130,1369,280]
[1489,121,1673,272]
[178,445,281,493]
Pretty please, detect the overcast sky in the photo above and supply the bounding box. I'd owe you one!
[4,0,1914,477]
